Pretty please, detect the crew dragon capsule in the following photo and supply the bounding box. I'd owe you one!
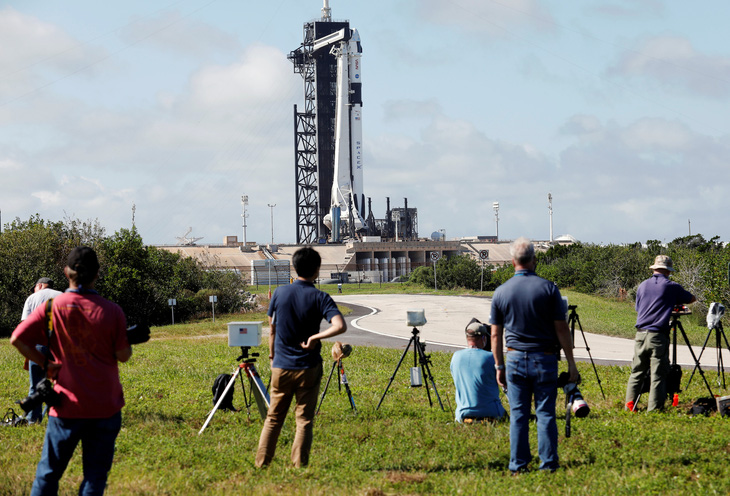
[315,27,366,237]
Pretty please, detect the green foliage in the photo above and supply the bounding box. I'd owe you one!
[408,256,497,291]
[0,215,106,336]
[0,217,248,335]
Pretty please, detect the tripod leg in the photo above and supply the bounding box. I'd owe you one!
[245,364,270,420]
[415,338,445,411]
[720,325,730,389]
[678,322,715,397]
[238,367,252,420]
[377,337,415,410]
[317,361,338,415]
[685,328,713,390]
[574,313,606,400]
[199,365,243,435]
[339,362,358,413]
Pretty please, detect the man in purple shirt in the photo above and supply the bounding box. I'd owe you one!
[625,255,695,412]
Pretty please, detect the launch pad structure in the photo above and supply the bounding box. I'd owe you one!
[289,1,417,245]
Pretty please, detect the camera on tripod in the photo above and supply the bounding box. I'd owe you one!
[406,309,427,386]
[558,372,589,418]
[671,305,692,317]
[707,302,725,329]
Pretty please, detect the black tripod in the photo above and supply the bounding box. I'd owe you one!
[198,347,270,435]
[317,358,357,414]
[685,318,730,391]
[567,305,605,399]
[670,313,715,398]
[376,327,445,411]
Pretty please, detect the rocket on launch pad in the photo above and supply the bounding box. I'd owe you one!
[313,2,366,240]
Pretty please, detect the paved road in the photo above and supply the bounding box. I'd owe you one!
[333,294,730,371]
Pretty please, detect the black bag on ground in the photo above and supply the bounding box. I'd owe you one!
[212,374,236,411]
[666,364,682,395]
[689,397,716,416]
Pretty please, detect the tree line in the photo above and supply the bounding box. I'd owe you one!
[0,216,248,337]
[409,234,730,316]
[3,215,728,336]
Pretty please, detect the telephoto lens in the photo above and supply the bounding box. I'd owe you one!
[558,372,590,418]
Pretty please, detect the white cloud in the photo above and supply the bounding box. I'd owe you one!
[608,35,730,98]
[0,7,105,98]
[589,0,664,18]
[119,10,239,58]
[413,0,555,37]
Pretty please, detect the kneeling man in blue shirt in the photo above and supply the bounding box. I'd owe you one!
[450,319,506,423]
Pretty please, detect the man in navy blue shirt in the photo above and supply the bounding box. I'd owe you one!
[491,237,578,474]
[625,255,695,412]
[255,247,346,468]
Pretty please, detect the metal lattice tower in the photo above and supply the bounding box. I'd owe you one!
[289,15,350,244]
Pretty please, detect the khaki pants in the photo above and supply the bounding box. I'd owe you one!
[255,363,322,468]
[625,331,670,411]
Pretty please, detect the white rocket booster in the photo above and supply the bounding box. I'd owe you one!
[320,26,366,235]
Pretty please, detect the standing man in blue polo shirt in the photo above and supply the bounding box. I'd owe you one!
[255,247,346,468]
[625,255,695,412]
[490,237,578,474]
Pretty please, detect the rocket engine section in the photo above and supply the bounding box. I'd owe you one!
[315,27,366,241]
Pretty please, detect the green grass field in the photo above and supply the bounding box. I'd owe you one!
[1,292,729,495]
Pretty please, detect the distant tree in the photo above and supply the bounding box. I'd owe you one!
[0,215,106,336]
[0,217,248,335]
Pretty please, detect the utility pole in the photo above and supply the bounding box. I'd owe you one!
[548,193,553,243]
[493,202,500,240]
[268,203,276,245]
[241,195,249,248]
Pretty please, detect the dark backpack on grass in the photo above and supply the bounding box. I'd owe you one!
[212,374,235,411]
[689,397,716,416]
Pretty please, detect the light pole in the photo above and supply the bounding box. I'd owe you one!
[267,203,276,245]
[548,193,553,243]
[492,202,500,240]
[241,195,249,248]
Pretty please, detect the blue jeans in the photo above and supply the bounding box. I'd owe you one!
[27,345,52,423]
[506,350,559,472]
[31,411,122,496]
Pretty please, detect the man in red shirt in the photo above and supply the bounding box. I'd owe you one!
[11,247,132,495]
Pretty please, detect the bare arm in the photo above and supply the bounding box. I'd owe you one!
[10,335,61,378]
[268,315,276,361]
[491,324,506,388]
[301,314,347,350]
[555,320,579,382]
[116,347,133,363]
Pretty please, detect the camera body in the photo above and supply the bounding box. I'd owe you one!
[16,378,61,414]
[127,323,151,345]
[558,372,589,418]
[671,305,691,317]
[707,302,725,330]
[406,309,426,327]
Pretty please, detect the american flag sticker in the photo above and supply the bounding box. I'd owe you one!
[239,327,248,335]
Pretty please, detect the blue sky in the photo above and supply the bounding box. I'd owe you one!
[2,0,729,245]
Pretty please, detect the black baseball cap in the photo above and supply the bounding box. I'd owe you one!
[66,247,100,276]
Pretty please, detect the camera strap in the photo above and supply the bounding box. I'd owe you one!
[43,298,54,371]
[44,298,54,342]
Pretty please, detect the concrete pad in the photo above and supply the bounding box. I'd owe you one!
[334,294,730,370]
